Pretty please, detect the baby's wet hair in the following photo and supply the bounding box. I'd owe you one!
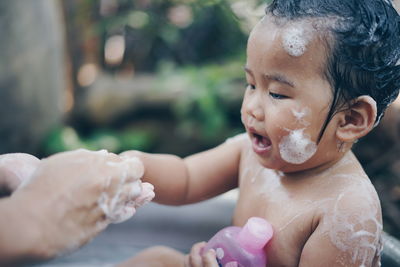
[267,0,400,141]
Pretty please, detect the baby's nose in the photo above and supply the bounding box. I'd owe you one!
[245,95,264,121]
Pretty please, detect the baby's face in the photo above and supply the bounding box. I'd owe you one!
[241,16,340,173]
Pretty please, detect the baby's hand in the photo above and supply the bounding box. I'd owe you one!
[0,153,40,196]
[184,242,220,267]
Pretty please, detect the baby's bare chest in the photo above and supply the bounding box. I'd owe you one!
[232,168,329,266]
[233,193,318,265]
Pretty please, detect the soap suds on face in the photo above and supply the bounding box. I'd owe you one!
[292,107,311,126]
[279,128,317,164]
[282,24,312,57]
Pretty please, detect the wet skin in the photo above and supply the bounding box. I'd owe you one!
[120,15,382,267]
[236,16,381,266]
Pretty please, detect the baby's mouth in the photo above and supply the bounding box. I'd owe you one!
[251,132,272,154]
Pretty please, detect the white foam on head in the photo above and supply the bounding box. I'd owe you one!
[282,24,312,57]
[279,128,317,164]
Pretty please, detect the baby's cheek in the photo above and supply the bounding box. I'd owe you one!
[275,107,317,164]
[240,95,251,123]
[240,107,246,125]
[291,106,312,127]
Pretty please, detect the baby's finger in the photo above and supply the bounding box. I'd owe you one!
[202,249,219,267]
[188,241,207,267]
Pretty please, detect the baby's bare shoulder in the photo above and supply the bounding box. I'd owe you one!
[303,176,382,266]
[319,172,381,221]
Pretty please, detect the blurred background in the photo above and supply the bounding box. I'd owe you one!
[0,0,400,240]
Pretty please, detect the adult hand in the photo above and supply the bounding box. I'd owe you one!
[3,149,153,264]
[0,153,40,196]
[184,242,220,267]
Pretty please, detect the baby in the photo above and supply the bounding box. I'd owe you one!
[119,0,400,266]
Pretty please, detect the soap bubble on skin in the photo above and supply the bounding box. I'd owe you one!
[279,128,317,164]
[282,24,312,57]
[291,107,311,126]
[107,156,144,180]
[98,156,154,224]
[324,180,382,265]
[250,167,264,184]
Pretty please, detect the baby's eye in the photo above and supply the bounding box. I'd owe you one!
[246,83,256,90]
[269,92,288,99]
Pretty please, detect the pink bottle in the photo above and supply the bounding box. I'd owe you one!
[203,217,273,267]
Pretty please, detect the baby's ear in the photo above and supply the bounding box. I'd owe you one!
[336,96,377,142]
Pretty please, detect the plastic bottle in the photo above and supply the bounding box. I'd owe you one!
[203,217,273,267]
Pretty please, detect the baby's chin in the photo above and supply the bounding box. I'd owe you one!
[254,153,285,170]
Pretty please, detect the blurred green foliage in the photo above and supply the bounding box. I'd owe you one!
[44,58,245,154]
[43,127,155,155]
[93,0,266,71]
[157,59,245,144]
[46,0,269,155]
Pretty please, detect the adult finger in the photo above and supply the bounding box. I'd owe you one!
[132,182,155,208]
[104,156,144,188]
[0,153,40,191]
[114,181,142,208]
[120,154,144,182]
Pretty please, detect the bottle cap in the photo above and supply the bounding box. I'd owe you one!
[236,217,273,252]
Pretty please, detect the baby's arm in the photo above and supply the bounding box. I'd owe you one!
[121,139,243,205]
[298,193,382,267]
